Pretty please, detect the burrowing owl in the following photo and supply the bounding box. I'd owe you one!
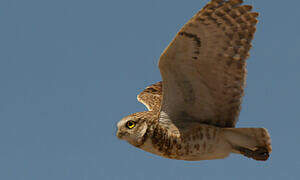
[117,0,271,161]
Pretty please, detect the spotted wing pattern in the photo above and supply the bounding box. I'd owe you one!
[137,81,162,112]
[158,0,258,127]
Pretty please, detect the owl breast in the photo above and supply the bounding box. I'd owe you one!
[140,123,232,161]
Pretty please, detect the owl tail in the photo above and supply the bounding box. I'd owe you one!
[223,128,272,161]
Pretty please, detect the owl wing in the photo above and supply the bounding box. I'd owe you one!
[137,81,162,112]
[158,0,258,127]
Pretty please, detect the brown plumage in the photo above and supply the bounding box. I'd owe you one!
[117,0,271,161]
[137,81,162,112]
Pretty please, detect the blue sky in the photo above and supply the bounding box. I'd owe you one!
[0,0,299,179]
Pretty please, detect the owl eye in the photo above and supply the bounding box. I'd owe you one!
[126,120,136,129]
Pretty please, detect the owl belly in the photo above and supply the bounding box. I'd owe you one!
[141,123,232,161]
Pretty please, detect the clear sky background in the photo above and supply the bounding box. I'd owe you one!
[0,0,299,179]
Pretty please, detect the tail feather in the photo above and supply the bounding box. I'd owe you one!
[223,128,272,161]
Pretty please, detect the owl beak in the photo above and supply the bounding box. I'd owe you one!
[116,131,124,139]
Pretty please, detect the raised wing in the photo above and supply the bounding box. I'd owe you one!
[158,0,258,127]
[137,81,162,112]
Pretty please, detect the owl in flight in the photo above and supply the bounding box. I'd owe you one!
[117,0,271,161]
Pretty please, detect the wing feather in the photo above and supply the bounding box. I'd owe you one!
[137,82,162,112]
[158,0,258,127]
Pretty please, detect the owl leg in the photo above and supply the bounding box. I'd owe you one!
[223,127,271,161]
[236,146,269,161]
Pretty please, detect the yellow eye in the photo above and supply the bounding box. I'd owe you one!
[126,120,136,129]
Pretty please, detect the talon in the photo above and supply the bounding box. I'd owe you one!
[236,146,270,161]
[252,147,269,161]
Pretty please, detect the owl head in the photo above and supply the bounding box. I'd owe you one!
[116,112,150,147]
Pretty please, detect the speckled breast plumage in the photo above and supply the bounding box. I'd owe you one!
[139,121,231,161]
